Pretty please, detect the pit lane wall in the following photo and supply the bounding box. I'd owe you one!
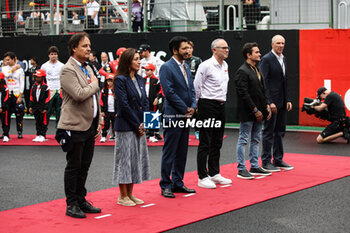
[0,29,349,126]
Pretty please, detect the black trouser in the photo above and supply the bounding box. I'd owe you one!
[197,99,225,179]
[0,110,9,137]
[33,110,48,136]
[102,111,115,137]
[64,118,98,206]
[7,94,24,134]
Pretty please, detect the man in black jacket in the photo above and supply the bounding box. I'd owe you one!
[235,42,271,179]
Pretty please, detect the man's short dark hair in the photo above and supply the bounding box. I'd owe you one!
[242,42,259,59]
[169,36,189,55]
[30,56,39,64]
[3,51,16,60]
[91,50,98,57]
[48,46,59,55]
[68,32,90,56]
[317,87,327,98]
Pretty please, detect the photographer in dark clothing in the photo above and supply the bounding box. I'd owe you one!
[313,87,349,144]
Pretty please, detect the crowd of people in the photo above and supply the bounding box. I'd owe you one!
[0,32,349,219]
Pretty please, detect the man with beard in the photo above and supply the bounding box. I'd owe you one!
[159,36,197,198]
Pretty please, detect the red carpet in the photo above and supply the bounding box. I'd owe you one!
[1,153,350,233]
[0,134,223,147]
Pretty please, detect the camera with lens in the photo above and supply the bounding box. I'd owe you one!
[301,97,330,121]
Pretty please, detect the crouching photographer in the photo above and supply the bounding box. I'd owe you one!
[310,87,349,144]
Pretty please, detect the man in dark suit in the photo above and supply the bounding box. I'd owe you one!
[235,42,272,179]
[58,33,102,218]
[159,36,197,198]
[259,35,293,172]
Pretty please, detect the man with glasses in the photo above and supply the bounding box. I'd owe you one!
[194,38,232,188]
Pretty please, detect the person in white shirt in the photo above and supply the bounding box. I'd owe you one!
[41,46,64,127]
[2,52,25,140]
[138,44,164,78]
[194,38,232,189]
[85,0,100,32]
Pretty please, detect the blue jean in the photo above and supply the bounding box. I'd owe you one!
[236,121,263,170]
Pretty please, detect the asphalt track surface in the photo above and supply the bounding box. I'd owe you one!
[1,119,349,233]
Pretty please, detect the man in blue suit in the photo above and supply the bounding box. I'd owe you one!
[159,36,197,198]
[259,35,294,172]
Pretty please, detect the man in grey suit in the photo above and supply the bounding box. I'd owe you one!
[58,33,102,218]
[259,35,293,172]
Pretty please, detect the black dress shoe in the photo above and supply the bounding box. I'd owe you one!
[172,186,196,193]
[66,205,86,218]
[17,132,23,139]
[161,188,175,198]
[80,201,101,213]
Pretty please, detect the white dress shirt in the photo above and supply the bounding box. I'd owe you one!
[271,50,285,75]
[194,56,229,103]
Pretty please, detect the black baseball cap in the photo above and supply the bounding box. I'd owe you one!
[138,44,151,52]
[317,87,327,98]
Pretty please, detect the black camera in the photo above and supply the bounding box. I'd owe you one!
[301,97,330,121]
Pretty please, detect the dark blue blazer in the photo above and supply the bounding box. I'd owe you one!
[159,57,196,118]
[114,74,149,132]
[259,51,290,109]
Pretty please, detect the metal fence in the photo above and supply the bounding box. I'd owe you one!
[0,0,345,37]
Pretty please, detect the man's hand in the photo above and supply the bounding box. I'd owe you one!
[95,124,102,140]
[153,98,159,106]
[41,110,47,113]
[267,105,272,121]
[101,112,106,117]
[185,107,195,118]
[11,64,20,73]
[29,108,32,113]
[270,103,277,114]
[287,102,292,112]
[16,96,22,104]
[255,110,263,122]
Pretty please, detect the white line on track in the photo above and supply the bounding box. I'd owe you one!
[255,176,268,179]
[183,193,196,197]
[95,214,112,219]
[141,203,156,208]
[220,184,232,188]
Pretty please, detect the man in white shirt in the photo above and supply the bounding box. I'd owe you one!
[41,46,64,127]
[85,0,100,32]
[138,44,164,78]
[194,38,232,189]
[2,52,25,140]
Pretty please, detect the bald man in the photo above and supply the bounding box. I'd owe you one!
[259,35,293,172]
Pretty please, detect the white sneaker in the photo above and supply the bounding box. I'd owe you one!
[149,136,158,143]
[210,174,232,185]
[3,136,9,142]
[100,137,106,143]
[32,136,40,142]
[198,177,216,189]
[37,135,46,142]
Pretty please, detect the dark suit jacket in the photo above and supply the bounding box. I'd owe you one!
[159,57,196,119]
[259,51,290,109]
[235,62,269,122]
[114,74,149,132]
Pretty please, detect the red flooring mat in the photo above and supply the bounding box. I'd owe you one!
[1,153,350,233]
[0,134,222,147]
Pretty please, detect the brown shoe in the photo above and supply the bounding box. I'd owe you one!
[129,195,144,205]
[117,196,136,207]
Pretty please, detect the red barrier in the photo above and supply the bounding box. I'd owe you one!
[299,29,350,126]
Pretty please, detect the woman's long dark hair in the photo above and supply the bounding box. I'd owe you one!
[116,48,138,77]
